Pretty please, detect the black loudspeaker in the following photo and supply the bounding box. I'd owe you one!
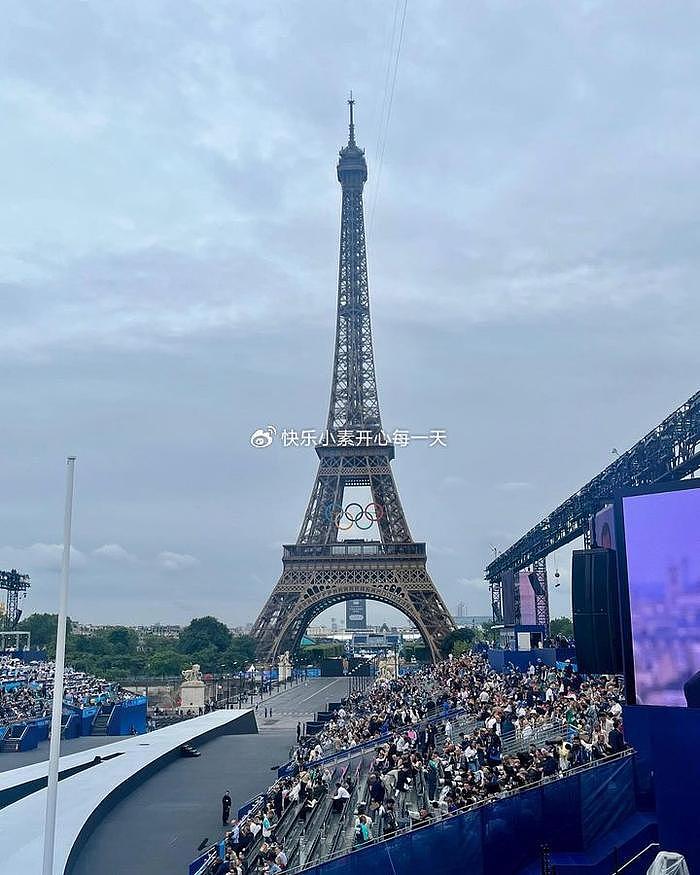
[572,548,623,674]
[502,570,516,626]
[528,571,544,597]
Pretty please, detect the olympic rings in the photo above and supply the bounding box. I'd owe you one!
[323,501,385,531]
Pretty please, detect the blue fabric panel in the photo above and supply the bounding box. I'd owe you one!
[482,787,542,874]
[542,772,583,850]
[645,706,700,872]
[385,809,484,875]
[579,756,635,847]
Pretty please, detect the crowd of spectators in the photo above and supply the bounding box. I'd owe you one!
[0,654,135,726]
[214,653,626,872]
[294,653,622,766]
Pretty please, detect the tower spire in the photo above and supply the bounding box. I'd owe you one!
[330,97,376,433]
[348,91,356,146]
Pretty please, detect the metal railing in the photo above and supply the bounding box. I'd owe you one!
[500,720,569,754]
[278,705,469,777]
[613,842,660,874]
[283,542,427,560]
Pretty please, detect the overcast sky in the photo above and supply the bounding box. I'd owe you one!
[1,1,698,629]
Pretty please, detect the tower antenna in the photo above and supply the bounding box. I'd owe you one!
[348,91,356,145]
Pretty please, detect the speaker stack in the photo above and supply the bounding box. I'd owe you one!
[571,548,623,675]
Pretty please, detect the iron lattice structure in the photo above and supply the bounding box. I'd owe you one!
[486,389,700,621]
[251,103,454,662]
[531,558,550,629]
[0,568,30,632]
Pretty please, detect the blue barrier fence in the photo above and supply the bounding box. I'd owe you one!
[188,847,218,875]
[80,706,98,735]
[555,646,577,663]
[0,695,148,751]
[488,649,558,672]
[108,696,148,735]
[236,793,265,821]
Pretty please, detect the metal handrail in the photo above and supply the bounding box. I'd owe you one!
[614,842,660,873]
[281,749,636,875]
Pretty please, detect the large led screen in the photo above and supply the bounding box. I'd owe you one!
[518,571,537,626]
[622,484,700,706]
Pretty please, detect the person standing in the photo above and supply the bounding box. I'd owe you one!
[607,719,625,753]
[222,790,232,825]
[296,721,301,742]
[262,809,273,840]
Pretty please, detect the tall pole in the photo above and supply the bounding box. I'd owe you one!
[42,456,76,875]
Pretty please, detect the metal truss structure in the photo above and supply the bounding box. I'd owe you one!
[531,558,550,629]
[251,102,454,662]
[486,389,700,620]
[0,568,30,632]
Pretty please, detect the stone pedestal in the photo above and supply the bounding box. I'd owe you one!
[179,681,205,712]
[277,651,292,683]
[179,664,205,713]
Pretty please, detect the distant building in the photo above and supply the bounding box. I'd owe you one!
[71,621,181,640]
[346,598,367,630]
[135,624,181,640]
[451,614,492,629]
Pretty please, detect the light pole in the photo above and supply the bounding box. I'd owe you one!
[42,457,76,875]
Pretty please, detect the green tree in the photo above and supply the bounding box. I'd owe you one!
[402,641,430,662]
[148,648,189,676]
[223,635,257,670]
[299,642,343,662]
[17,613,73,654]
[69,634,110,657]
[452,639,470,657]
[550,617,574,639]
[177,616,232,655]
[106,626,138,654]
[440,626,477,657]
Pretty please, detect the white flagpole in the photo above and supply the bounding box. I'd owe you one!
[42,456,76,875]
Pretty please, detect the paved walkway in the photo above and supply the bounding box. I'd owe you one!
[70,677,349,875]
[254,676,349,732]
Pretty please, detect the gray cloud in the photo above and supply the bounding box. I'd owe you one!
[0,2,698,626]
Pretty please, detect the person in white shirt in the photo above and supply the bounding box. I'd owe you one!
[332,783,350,812]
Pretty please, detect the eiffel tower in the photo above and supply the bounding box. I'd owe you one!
[251,100,455,662]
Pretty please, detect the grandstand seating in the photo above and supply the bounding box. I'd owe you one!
[192,654,632,875]
[0,654,146,749]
